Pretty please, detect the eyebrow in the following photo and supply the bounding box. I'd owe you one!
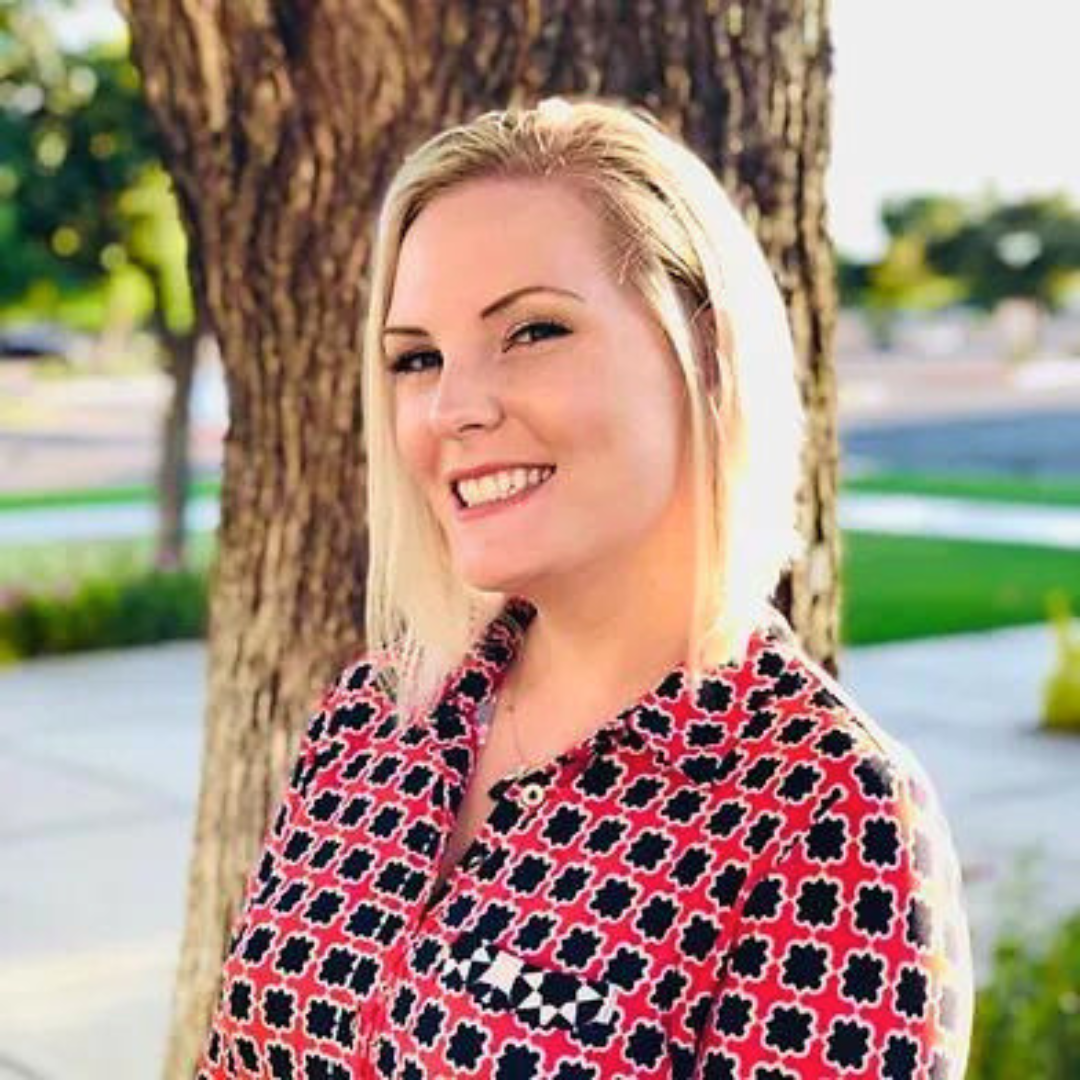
[382,285,584,339]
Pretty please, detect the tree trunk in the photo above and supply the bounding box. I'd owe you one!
[118,2,836,1075]
[154,326,197,571]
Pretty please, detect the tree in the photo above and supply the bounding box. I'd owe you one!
[837,192,1080,353]
[117,3,837,1074]
[835,194,968,345]
[0,2,199,568]
[117,160,203,567]
[0,4,156,306]
[924,194,1080,356]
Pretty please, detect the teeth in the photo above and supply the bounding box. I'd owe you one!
[456,466,554,508]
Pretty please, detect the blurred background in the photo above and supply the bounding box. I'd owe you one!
[1,0,1078,1077]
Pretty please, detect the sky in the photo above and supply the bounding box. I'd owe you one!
[53,0,1080,261]
[830,0,1080,257]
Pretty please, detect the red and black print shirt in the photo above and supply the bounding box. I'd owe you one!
[196,596,973,1079]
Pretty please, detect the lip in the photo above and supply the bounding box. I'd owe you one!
[451,468,556,522]
[445,461,555,485]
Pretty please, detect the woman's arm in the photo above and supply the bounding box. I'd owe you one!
[694,747,974,1079]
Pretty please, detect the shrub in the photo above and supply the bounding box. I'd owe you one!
[1043,590,1080,732]
[0,566,207,661]
[969,908,1080,1078]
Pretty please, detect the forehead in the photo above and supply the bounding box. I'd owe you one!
[387,178,618,317]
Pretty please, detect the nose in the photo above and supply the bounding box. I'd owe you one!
[427,361,503,438]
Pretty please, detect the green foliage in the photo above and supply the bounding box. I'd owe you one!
[969,909,1080,1079]
[118,163,193,332]
[0,3,191,330]
[0,565,207,662]
[1042,591,1080,732]
[880,194,969,241]
[837,194,972,315]
[837,191,1080,315]
[926,194,1080,313]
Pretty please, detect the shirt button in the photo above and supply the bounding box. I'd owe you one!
[519,781,545,808]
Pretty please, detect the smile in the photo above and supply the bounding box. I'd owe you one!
[452,466,556,512]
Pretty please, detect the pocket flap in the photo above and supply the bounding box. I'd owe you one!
[439,929,617,1035]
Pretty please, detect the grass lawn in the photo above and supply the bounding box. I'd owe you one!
[844,470,1080,508]
[4,469,1080,514]
[842,531,1080,645]
[0,533,217,591]
[0,477,221,513]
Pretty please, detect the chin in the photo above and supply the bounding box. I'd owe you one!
[457,562,544,595]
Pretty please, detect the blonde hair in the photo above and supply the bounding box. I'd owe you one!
[361,95,805,722]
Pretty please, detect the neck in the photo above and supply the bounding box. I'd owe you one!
[504,546,695,721]
[497,445,700,727]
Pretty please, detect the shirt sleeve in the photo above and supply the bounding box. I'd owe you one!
[194,649,385,1078]
[694,742,974,1080]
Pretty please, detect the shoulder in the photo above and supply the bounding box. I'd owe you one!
[738,623,968,939]
[766,622,939,806]
[297,645,400,752]
[699,624,974,1076]
[714,618,964,893]
[741,613,924,780]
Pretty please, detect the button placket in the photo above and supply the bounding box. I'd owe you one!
[372,934,411,1027]
[359,982,387,1065]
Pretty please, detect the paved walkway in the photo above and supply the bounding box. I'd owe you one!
[0,627,1078,1078]
[839,492,1080,548]
[0,496,222,546]
[3,492,1080,549]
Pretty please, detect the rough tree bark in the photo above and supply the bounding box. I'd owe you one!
[118,2,837,1075]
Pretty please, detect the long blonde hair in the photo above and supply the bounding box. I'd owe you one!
[361,96,805,722]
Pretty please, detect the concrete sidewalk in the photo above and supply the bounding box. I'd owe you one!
[1,627,1078,1078]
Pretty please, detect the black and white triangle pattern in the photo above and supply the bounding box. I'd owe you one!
[439,932,616,1035]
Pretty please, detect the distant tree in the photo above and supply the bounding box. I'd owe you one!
[837,192,1080,356]
[0,1,199,567]
[879,193,967,242]
[116,161,203,567]
[836,194,968,345]
[0,5,154,307]
[924,194,1080,314]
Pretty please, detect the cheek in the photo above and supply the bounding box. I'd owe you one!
[392,394,437,482]
[606,381,688,491]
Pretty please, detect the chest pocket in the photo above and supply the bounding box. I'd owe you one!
[439,929,617,1038]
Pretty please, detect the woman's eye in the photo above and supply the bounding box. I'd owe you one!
[507,319,569,348]
[389,349,439,375]
[387,320,568,376]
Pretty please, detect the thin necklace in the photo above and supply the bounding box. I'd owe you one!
[493,677,532,781]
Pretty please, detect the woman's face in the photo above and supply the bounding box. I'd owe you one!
[384,177,694,597]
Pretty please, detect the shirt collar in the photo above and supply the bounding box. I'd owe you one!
[453,594,799,781]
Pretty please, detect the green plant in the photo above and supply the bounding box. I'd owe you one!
[970,906,1080,1078]
[1043,591,1080,732]
[0,566,207,660]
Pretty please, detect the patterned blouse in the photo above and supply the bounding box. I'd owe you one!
[196,596,972,1079]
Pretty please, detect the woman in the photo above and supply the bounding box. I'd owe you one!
[198,97,973,1079]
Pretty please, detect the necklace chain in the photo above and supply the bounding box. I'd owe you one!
[497,679,532,779]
